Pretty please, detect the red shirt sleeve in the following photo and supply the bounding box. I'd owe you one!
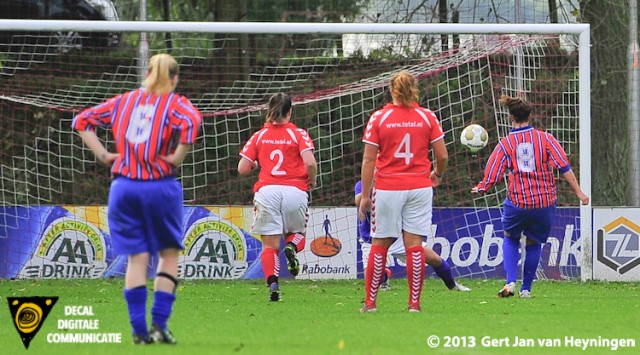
[297,128,315,154]
[240,130,261,162]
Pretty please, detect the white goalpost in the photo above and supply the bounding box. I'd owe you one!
[0,21,591,282]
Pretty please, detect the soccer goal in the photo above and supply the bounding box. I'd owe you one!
[0,21,591,282]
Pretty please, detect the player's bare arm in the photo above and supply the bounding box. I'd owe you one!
[158,144,192,168]
[78,130,119,166]
[302,150,317,189]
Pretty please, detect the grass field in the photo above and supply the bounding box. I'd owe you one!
[1,278,638,354]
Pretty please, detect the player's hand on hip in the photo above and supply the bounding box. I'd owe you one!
[100,152,119,166]
[158,154,183,168]
[430,171,442,187]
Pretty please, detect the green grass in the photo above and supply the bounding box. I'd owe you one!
[1,278,638,354]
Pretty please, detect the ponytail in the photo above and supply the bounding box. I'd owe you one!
[266,93,292,124]
[499,95,532,123]
[143,53,179,95]
[389,70,419,107]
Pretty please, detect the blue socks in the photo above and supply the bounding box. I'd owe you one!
[502,236,521,285]
[432,259,456,289]
[124,286,148,337]
[152,291,176,331]
[522,243,542,291]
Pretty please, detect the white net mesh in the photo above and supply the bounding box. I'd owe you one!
[0,26,584,280]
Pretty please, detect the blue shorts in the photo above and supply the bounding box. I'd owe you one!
[108,176,184,255]
[501,199,556,244]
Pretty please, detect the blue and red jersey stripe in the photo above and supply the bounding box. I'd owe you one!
[475,126,571,208]
[72,89,202,180]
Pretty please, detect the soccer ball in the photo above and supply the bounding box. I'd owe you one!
[460,124,488,153]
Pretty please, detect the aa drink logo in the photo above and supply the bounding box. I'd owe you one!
[18,217,107,279]
[597,216,640,274]
[179,216,248,279]
[7,297,58,349]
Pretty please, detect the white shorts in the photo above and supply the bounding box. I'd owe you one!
[252,185,308,236]
[371,187,433,239]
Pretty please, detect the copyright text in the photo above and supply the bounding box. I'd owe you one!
[426,335,636,351]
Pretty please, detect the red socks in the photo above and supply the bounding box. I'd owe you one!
[261,248,280,284]
[364,244,388,307]
[285,233,306,252]
[406,245,425,308]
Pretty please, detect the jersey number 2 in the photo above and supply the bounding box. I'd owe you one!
[270,149,286,176]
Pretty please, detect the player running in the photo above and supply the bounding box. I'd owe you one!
[472,95,589,299]
[355,180,470,292]
[73,53,202,345]
[358,70,448,313]
[238,92,317,302]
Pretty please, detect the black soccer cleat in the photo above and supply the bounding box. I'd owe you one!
[132,333,151,345]
[284,243,300,277]
[269,282,281,302]
[149,324,177,345]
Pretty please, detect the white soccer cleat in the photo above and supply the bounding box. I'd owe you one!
[519,290,531,299]
[378,268,392,291]
[359,303,377,313]
[497,282,516,298]
[450,282,471,292]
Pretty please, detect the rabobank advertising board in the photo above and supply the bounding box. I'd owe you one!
[0,206,582,280]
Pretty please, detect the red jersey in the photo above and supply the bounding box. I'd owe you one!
[363,103,444,190]
[240,122,315,192]
[72,89,202,180]
[475,126,571,208]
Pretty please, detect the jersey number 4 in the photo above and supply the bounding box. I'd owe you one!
[394,133,415,165]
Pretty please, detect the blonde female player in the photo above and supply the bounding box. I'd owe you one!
[358,70,448,313]
[238,93,317,301]
[73,53,202,344]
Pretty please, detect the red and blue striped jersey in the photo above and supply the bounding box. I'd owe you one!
[72,89,202,180]
[475,126,571,208]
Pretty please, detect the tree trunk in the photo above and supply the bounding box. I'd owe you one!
[548,0,558,23]
[580,0,629,205]
[163,0,172,53]
[439,0,448,51]
[214,0,249,88]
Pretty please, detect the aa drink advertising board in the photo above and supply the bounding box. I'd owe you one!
[0,206,583,280]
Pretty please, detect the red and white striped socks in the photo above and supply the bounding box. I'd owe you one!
[406,245,425,309]
[261,247,280,284]
[364,244,388,307]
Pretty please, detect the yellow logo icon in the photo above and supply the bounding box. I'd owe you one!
[7,297,58,349]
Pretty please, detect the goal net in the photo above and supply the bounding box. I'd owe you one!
[0,22,590,282]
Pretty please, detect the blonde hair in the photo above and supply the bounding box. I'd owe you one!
[390,70,419,107]
[143,53,179,95]
[499,95,532,123]
[266,93,292,124]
